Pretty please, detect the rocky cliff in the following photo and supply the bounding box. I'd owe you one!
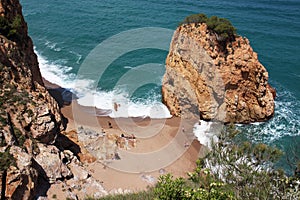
[162,23,275,123]
[0,0,64,199]
[0,1,108,199]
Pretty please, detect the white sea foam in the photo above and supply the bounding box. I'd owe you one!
[36,50,75,89]
[69,50,83,64]
[193,120,219,149]
[36,50,172,119]
[236,85,300,144]
[45,40,62,52]
[77,89,171,118]
[123,66,133,69]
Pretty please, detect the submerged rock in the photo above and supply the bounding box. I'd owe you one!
[162,23,275,123]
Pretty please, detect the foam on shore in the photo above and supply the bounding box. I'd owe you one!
[193,120,218,149]
[37,51,171,119]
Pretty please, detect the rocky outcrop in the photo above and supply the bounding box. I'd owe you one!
[0,0,64,199]
[162,23,275,123]
[0,1,111,198]
[4,146,38,200]
[0,1,110,199]
[0,0,43,85]
[34,144,72,183]
[0,0,62,144]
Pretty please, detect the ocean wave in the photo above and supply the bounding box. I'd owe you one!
[36,50,75,89]
[69,50,83,64]
[77,89,171,119]
[193,83,300,148]
[44,40,62,52]
[36,50,171,119]
[237,84,300,144]
[193,121,220,149]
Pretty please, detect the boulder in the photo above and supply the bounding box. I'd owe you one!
[34,144,72,183]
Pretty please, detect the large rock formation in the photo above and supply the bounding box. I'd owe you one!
[162,23,275,123]
[0,0,62,144]
[0,1,108,199]
[0,0,63,199]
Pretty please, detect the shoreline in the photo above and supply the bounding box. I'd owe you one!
[43,78,204,195]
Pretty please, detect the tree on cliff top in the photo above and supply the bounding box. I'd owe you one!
[180,13,237,42]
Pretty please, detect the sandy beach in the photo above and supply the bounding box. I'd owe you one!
[44,81,204,197]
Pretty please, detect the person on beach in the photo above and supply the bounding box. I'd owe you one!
[184,141,189,148]
[108,121,113,128]
[114,102,118,111]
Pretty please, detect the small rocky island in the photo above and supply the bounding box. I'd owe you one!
[162,14,276,123]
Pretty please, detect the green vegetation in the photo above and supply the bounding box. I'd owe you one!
[0,148,16,172]
[0,112,6,126]
[180,13,237,42]
[0,83,32,115]
[189,125,300,199]
[153,173,233,200]
[180,13,208,24]
[0,15,22,41]
[0,83,32,148]
[14,126,25,147]
[0,132,6,147]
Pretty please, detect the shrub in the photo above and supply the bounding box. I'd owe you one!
[0,15,22,41]
[181,13,208,24]
[0,113,6,126]
[181,13,237,42]
[197,124,300,199]
[154,173,234,200]
[154,174,186,200]
[0,149,16,172]
[14,126,25,147]
[0,132,6,147]
[0,16,10,37]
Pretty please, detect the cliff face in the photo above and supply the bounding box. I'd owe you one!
[0,0,43,86]
[0,0,62,143]
[0,0,63,198]
[162,23,275,123]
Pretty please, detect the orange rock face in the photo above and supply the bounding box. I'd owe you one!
[162,23,275,123]
[0,0,63,199]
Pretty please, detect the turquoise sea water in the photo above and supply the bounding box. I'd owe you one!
[20,0,300,173]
